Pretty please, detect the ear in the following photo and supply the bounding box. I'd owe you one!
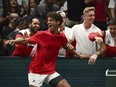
[29,23,31,27]
[57,21,60,25]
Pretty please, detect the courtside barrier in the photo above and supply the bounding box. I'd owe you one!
[0,56,116,87]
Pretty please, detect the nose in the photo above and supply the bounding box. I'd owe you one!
[47,21,50,24]
[92,15,95,19]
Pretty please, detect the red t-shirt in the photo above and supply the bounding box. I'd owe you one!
[93,0,107,21]
[29,30,67,74]
[12,34,34,57]
[105,44,116,57]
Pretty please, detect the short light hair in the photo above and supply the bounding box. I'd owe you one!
[83,7,95,14]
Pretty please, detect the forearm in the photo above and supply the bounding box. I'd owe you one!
[13,38,30,44]
[95,43,107,56]
[63,43,80,57]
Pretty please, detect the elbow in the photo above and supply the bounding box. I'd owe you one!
[88,34,95,42]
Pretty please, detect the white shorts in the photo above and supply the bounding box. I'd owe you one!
[28,72,60,87]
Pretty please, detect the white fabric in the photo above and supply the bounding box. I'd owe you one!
[69,23,101,56]
[105,29,115,46]
[19,29,30,36]
[108,0,115,8]
[60,1,67,11]
[29,43,37,57]
[28,72,60,87]
[58,26,72,57]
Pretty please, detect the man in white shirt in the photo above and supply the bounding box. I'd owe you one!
[68,7,106,64]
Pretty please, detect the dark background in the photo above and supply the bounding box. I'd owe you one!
[0,56,116,87]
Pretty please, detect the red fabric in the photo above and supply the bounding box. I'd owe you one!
[66,40,76,57]
[93,0,107,21]
[105,45,116,57]
[89,31,116,57]
[29,30,67,74]
[12,34,33,57]
[88,31,105,42]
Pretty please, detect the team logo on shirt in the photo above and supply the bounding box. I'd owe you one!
[27,44,35,47]
[32,80,35,82]
[106,40,110,45]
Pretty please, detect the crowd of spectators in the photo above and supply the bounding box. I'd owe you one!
[0,0,116,58]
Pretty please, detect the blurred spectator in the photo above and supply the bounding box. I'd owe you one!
[33,0,60,30]
[0,0,3,16]
[17,0,29,5]
[1,13,19,55]
[67,0,86,27]
[6,17,27,55]
[0,0,25,33]
[3,0,25,17]
[24,0,39,23]
[108,0,116,19]
[85,0,107,30]
[27,0,39,15]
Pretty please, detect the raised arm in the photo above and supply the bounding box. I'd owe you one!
[5,38,30,45]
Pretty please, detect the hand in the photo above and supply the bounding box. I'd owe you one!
[88,54,98,65]
[23,32,29,38]
[95,37,103,44]
[78,54,90,60]
[5,40,14,45]
[66,43,74,50]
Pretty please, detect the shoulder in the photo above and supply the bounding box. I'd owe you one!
[92,24,101,31]
[72,24,81,29]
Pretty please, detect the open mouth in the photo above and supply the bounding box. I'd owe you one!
[48,24,52,28]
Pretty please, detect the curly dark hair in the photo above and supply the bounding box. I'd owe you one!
[46,12,63,26]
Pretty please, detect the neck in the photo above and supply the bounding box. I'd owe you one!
[84,22,92,29]
[50,28,59,35]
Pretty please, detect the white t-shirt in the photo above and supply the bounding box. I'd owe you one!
[69,23,101,56]
[108,0,115,8]
[58,26,72,57]
[105,29,116,46]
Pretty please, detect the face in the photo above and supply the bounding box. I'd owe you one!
[47,17,59,30]
[84,10,95,24]
[10,0,17,7]
[10,13,19,23]
[109,24,116,37]
[29,0,37,8]
[29,19,40,33]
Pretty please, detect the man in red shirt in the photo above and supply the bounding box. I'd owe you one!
[12,18,40,57]
[88,19,116,64]
[5,12,80,87]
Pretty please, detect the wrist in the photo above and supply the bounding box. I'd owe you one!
[95,52,99,56]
